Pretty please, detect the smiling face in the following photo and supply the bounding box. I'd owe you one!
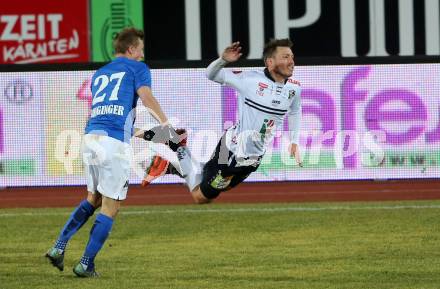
[266,46,294,80]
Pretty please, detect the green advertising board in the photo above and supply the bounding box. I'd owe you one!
[90,0,143,61]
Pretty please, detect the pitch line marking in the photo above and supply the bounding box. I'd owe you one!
[1,204,440,217]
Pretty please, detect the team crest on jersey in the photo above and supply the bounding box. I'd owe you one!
[288,90,296,99]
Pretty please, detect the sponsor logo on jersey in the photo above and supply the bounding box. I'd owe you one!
[259,119,275,141]
[288,90,296,99]
[287,79,301,86]
[272,99,281,106]
[258,82,268,89]
[210,173,233,190]
[257,82,269,96]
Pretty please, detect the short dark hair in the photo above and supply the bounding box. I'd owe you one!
[262,38,293,62]
[113,27,144,54]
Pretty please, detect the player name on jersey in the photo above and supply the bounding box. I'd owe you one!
[90,104,124,118]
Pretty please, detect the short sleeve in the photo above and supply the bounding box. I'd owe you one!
[135,62,152,90]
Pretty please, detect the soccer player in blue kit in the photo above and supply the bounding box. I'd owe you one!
[45,27,178,277]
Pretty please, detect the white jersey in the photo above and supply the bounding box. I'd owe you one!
[207,58,302,163]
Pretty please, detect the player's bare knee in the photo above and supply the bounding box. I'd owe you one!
[112,207,120,218]
[100,196,121,218]
[192,196,209,204]
[87,192,102,208]
[191,189,211,204]
[101,207,119,218]
[111,206,120,217]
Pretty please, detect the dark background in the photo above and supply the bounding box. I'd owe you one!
[144,0,434,60]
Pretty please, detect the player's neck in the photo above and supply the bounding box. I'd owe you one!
[265,68,287,84]
[272,74,286,83]
[114,53,136,60]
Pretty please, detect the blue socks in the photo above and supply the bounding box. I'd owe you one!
[54,200,96,251]
[80,213,114,268]
[52,200,114,270]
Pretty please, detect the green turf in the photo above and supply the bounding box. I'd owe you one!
[1,201,439,289]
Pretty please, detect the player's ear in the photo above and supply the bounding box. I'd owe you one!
[128,44,137,55]
[265,57,273,68]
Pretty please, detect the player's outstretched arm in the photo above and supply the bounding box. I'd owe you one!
[137,86,168,124]
[288,93,303,167]
[134,87,186,150]
[134,126,185,150]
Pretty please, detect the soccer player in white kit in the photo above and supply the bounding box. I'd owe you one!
[143,39,302,204]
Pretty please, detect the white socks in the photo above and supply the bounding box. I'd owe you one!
[176,147,202,191]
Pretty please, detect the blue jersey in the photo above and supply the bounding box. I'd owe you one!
[85,57,151,143]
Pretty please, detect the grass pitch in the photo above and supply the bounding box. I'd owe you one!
[1,201,439,289]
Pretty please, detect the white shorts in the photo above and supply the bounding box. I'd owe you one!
[82,134,132,200]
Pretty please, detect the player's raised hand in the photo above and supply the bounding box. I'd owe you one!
[222,42,242,63]
[289,143,303,167]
